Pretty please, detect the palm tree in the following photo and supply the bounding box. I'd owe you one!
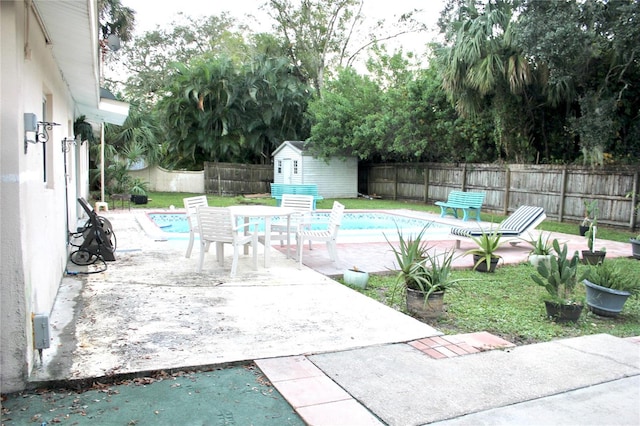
[440,0,535,162]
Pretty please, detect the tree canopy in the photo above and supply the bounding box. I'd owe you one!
[101,0,640,170]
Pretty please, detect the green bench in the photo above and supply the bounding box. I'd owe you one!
[435,190,485,221]
[271,183,323,209]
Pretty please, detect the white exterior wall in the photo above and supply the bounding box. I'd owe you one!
[1,2,90,393]
[273,142,358,198]
[129,166,205,193]
[301,156,358,198]
[273,144,304,185]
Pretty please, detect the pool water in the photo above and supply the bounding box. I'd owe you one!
[148,211,446,234]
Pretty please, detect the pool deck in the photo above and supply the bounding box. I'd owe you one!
[13,207,639,426]
[137,207,632,277]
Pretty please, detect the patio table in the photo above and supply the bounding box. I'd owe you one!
[228,205,296,267]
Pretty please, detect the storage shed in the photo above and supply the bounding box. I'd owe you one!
[272,141,358,198]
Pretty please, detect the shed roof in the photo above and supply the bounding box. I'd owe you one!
[272,141,306,157]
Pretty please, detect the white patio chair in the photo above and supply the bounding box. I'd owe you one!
[183,195,208,258]
[271,194,315,247]
[296,201,345,269]
[196,206,258,277]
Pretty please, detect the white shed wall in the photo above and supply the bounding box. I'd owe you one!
[301,156,358,198]
[273,145,304,185]
[273,142,358,198]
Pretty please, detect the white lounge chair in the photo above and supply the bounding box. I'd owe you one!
[450,205,546,244]
[296,201,345,269]
[183,195,208,258]
[196,206,258,277]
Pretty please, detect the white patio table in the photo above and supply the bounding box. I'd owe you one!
[227,205,296,267]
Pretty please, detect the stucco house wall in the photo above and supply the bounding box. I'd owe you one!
[129,166,205,193]
[1,0,124,393]
[272,141,358,198]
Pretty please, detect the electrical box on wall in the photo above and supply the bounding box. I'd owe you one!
[33,314,50,350]
[24,113,38,132]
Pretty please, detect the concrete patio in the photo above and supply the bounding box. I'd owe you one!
[12,208,638,425]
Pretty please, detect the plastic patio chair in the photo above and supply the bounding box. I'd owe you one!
[296,201,345,269]
[271,194,315,247]
[196,206,258,277]
[183,195,208,258]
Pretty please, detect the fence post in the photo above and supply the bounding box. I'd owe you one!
[423,164,429,203]
[503,166,510,215]
[559,166,567,223]
[461,164,467,191]
[394,165,398,200]
[631,171,639,230]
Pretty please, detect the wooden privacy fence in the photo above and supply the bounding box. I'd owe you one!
[204,162,273,196]
[361,163,640,231]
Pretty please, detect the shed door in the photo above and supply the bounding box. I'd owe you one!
[282,159,292,184]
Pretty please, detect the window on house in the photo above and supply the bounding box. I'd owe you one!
[277,160,282,174]
[293,160,298,174]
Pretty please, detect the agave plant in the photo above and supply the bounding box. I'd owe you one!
[464,228,502,271]
[530,239,581,304]
[385,224,430,291]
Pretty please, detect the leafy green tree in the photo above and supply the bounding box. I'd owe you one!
[307,67,383,159]
[98,0,136,42]
[267,0,426,96]
[157,54,312,167]
[110,13,247,107]
[515,0,640,164]
[439,0,536,163]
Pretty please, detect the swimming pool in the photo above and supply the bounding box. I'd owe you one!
[143,210,452,243]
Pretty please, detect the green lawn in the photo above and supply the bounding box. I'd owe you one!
[134,192,640,344]
[353,259,640,344]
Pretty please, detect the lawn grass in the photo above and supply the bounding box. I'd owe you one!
[352,258,640,344]
[138,192,640,344]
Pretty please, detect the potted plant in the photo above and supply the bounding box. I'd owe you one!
[464,229,502,272]
[130,177,150,204]
[582,261,640,317]
[524,232,555,268]
[582,221,606,265]
[530,239,583,323]
[579,200,598,236]
[630,234,640,260]
[386,225,465,319]
[343,266,369,289]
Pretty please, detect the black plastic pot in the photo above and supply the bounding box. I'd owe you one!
[581,250,606,265]
[130,194,148,205]
[472,254,499,272]
[630,238,640,260]
[544,301,583,323]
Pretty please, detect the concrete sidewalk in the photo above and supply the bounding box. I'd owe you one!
[3,209,639,425]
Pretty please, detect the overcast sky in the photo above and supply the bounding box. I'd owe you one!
[121,0,446,56]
